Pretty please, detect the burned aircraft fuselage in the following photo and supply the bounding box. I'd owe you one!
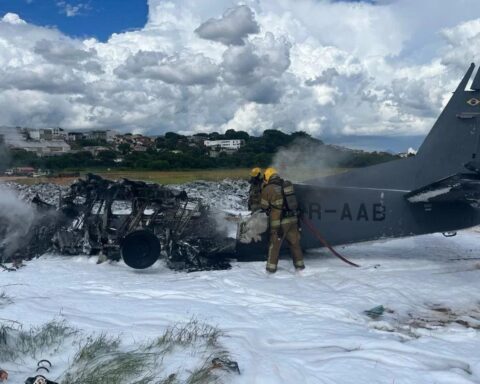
[15,174,234,270]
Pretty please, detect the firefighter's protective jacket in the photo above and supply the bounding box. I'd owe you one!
[260,174,304,271]
[261,175,284,230]
[248,177,263,212]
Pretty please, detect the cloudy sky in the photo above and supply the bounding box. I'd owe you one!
[0,0,479,151]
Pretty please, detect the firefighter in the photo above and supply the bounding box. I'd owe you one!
[247,167,263,212]
[261,167,305,273]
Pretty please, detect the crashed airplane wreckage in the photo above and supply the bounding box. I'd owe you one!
[1,174,256,271]
[5,64,480,271]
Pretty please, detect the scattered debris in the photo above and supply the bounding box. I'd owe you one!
[408,304,480,330]
[23,360,57,384]
[364,305,385,319]
[25,374,58,384]
[211,357,241,375]
[368,303,480,341]
[1,174,244,271]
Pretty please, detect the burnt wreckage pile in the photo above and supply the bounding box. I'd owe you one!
[3,174,236,271]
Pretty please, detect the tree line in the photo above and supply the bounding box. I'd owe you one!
[6,129,399,171]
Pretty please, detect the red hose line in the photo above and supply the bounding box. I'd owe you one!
[301,217,360,268]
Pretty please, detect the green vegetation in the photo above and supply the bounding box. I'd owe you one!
[0,319,236,384]
[0,320,78,361]
[7,129,399,172]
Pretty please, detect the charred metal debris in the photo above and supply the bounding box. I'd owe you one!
[2,174,236,271]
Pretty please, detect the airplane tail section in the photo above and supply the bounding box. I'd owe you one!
[312,63,480,191]
[414,63,480,185]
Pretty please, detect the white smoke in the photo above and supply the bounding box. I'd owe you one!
[0,130,10,173]
[0,126,26,148]
[271,138,347,182]
[0,185,37,262]
[0,148,8,174]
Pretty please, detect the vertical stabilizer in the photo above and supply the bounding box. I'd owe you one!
[311,63,480,191]
[471,64,480,91]
[413,63,480,186]
[457,63,475,92]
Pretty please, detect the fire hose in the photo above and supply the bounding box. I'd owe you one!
[300,216,360,268]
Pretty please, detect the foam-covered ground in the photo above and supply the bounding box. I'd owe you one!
[2,230,480,383]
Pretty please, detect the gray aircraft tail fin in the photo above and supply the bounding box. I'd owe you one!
[311,63,480,191]
[415,63,480,181]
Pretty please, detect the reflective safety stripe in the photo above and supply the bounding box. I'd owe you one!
[283,185,294,194]
[266,262,277,271]
[270,219,281,228]
[273,199,284,207]
[294,260,305,268]
[281,216,297,224]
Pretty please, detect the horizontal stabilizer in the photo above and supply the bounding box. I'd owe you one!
[405,173,480,205]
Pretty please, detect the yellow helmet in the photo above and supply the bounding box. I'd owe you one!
[250,167,262,178]
[264,167,278,182]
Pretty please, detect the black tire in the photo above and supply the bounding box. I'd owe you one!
[121,230,160,269]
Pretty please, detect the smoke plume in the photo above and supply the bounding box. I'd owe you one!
[0,185,36,262]
[0,143,9,174]
[271,138,347,182]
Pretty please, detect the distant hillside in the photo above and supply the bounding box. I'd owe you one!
[4,129,400,172]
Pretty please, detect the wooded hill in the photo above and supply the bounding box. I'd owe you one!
[5,129,399,171]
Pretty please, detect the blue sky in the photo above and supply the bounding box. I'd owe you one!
[0,0,148,41]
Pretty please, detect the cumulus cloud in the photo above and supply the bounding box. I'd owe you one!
[441,19,480,70]
[115,50,219,85]
[34,39,103,74]
[0,1,479,149]
[0,66,86,94]
[56,1,91,17]
[2,13,26,25]
[195,5,260,46]
[221,32,291,103]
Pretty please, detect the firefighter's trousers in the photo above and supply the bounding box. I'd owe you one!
[266,222,305,272]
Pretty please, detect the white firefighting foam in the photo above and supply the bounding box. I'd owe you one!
[1,181,480,383]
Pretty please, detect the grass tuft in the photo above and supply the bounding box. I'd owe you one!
[0,320,77,361]
[63,349,155,384]
[73,334,121,363]
[0,319,237,384]
[147,318,224,351]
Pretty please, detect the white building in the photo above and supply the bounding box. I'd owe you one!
[20,140,71,156]
[28,129,41,140]
[24,127,67,141]
[203,139,245,150]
